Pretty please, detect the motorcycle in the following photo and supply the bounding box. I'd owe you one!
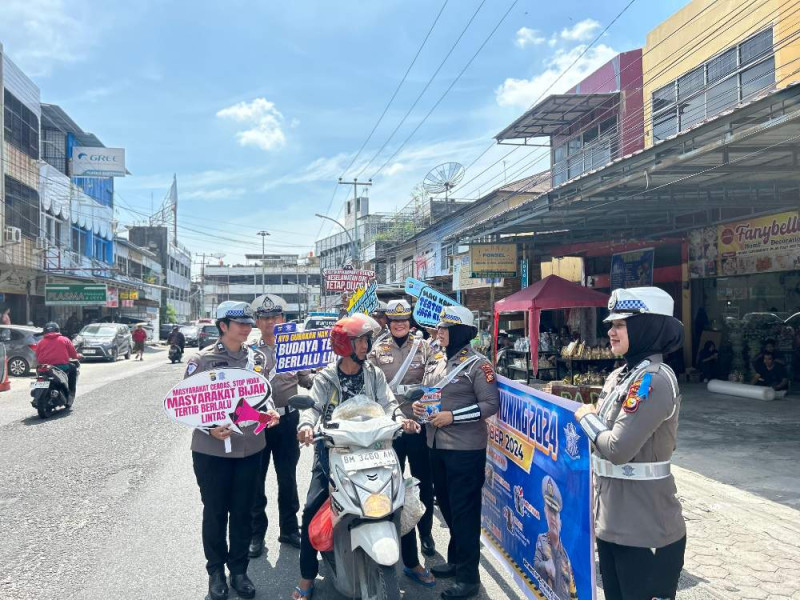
[289,389,424,600]
[30,359,80,419]
[168,344,182,363]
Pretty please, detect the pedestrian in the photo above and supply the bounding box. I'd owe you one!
[574,287,686,600]
[1,307,11,325]
[292,313,419,600]
[184,301,281,600]
[413,305,500,599]
[368,299,436,587]
[132,324,147,361]
[248,295,314,558]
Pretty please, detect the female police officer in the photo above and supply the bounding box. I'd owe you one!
[413,305,499,599]
[368,299,436,587]
[574,287,685,600]
[184,301,281,600]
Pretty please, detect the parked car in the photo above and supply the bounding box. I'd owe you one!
[198,324,219,349]
[0,325,43,376]
[160,323,180,341]
[74,323,133,362]
[180,325,199,347]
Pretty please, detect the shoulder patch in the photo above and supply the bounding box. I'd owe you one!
[434,352,444,360]
[480,363,496,383]
[622,372,652,414]
[186,361,198,376]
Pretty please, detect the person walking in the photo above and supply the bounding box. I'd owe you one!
[413,305,500,599]
[248,295,314,557]
[1,307,11,325]
[574,287,686,600]
[132,324,147,361]
[368,299,436,588]
[184,301,280,600]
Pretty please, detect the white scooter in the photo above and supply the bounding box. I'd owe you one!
[289,390,424,600]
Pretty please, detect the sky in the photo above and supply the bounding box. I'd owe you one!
[0,0,689,267]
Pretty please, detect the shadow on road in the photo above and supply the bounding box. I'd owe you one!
[20,407,73,426]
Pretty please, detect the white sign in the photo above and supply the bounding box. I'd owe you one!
[452,254,503,291]
[72,146,126,177]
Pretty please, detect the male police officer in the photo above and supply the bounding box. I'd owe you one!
[371,301,390,344]
[533,476,577,600]
[249,295,315,556]
[413,305,499,599]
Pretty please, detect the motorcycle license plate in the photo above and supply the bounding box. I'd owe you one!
[341,449,395,471]
[31,381,50,389]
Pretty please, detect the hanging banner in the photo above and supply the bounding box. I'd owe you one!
[106,287,119,308]
[45,284,108,306]
[275,327,335,373]
[452,254,503,291]
[405,277,458,328]
[482,376,594,600]
[521,259,529,289]
[717,211,800,276]
[470,244,518,278]
[610,248,654,290]
[323,268,376,292]
[346,281,379,316]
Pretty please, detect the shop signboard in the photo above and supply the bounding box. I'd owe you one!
[323,268,376,292]
[610,248,654,290]
[106,287,119,308]
[521,259,529,289]
[120,290,140,300]
[71,146,126,177]
[405,277,459,327]
[717,211,800,276]
[45,284,108,306]
[470,244,518,278]
[482,376,594,600]
[452,254,503,291]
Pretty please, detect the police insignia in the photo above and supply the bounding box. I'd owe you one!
[481,363,496,383]
[622,373,652,414]
[186,361,198,376]
[434,352,444,360]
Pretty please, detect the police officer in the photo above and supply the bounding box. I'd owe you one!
[368,299,436,587]
[248,295,314,557]
[575,287,685,600]
[185,301,281,600]
[533,476,577,600]
[371,301,390,344]
[413,305,500,599]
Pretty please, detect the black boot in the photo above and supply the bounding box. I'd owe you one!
[248,537,264,558]
[229,573,256,599]
[441,582,480,598]
[208,571,228,600]
[420,534,436,557]
[278,530,302,549]
[431,563,457,578]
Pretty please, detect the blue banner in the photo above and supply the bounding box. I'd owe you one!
[347,281,379,316]
[610,248,654,290]
[274,327,334,373]
[521,259,529,289]
[404,277,458,328]
[482,376,594,600]
[273,322,297,335]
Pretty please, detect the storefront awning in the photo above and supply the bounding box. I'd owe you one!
[495,93,619,141]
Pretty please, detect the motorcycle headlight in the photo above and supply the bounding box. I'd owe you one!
[362,493,392,518]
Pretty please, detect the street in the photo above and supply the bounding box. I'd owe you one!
[1,350,799,600]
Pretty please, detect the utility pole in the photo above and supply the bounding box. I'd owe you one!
[337,178,371,265]
[195,252,224,318]
[257,231,269,295]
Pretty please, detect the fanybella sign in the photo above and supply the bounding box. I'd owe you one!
[72,147,126,177]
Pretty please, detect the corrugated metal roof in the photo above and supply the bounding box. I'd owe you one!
[496,93,619,140]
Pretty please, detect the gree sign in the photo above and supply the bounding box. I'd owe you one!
[72,146,126,177]
[45,284,108,306]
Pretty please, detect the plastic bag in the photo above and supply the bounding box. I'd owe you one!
[400,477,425,536]
[309,497,333,551]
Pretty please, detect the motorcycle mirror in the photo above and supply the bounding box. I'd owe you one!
[406,388,425,404]
[288,394,315,410]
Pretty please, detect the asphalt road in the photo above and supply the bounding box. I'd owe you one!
[0,346,525,600]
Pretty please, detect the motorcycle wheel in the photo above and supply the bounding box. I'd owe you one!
[36,392,54,419]
[362,555,400,600]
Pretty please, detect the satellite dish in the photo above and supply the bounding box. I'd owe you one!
[422,162,465,200]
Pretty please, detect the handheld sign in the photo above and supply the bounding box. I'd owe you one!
[404,277,459,328]
[417,387,442,423]
[347,281,378,316]
[275,327,335,373]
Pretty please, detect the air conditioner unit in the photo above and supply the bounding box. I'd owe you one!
[4,226,22,244]
[35,237,47,250]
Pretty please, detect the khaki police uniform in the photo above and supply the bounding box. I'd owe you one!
[533,476,578,600]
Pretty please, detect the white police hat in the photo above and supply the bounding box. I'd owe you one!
[437,305,475,328]
[604,287,674,322]
[370,301,389,316]
[386,300,412,321]
[216,301,256,324]
[252,294,287,317]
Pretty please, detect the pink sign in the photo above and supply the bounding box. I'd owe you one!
[323,268,376,292]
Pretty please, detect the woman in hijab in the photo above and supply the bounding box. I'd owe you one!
[574,287,686,600]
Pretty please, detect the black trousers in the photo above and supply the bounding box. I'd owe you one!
[251,409,301,539]
[429,446,487,585]
[395,429,434,569]
[597,536,686,600]
[299,444,330,580]
[192,451,261,576]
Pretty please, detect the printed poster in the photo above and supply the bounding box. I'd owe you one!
[275,328,334,373]
[323,268,376,292]
[610,248,654,290]
[405,277,459,328]
[482,376,594,600]
[346,281,379,316]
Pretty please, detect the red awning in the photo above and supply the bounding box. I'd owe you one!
[495,275,609,312]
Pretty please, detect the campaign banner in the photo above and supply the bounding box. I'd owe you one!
[347,281,378,316]
[323,268,376,292]
[610,248,654,290]
[274,322,298,335]
[482,376,594,600]
[163,367,272,431]
[275,328,334,373]
[404,277,458,327]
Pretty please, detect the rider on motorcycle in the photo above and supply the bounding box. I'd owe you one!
[34,322,81,399]
[293,313,419,600]
[167,326,186,358]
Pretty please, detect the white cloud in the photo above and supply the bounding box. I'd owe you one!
[0,0,96,76]
[181,187,247,201]
[495,43,618,108]
[216,98,287,151]
[559,18,601,42]
[515,27,546,49]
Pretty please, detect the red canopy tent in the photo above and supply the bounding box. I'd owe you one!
[493,275,610,376]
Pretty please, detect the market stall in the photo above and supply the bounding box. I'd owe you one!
[493,275,610,380]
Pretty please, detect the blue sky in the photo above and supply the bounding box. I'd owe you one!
[0,0,688,265]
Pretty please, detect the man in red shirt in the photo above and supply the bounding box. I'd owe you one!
[35,322,81,399]
[132,324,148,361]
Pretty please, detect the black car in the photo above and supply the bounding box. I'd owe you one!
[198,325,219,349]
[180,325,199,347]
[74,323,133,362]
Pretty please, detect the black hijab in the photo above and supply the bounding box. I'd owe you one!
[445,324,476,359]
[623,313,684,367]
[392,334,409,348]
